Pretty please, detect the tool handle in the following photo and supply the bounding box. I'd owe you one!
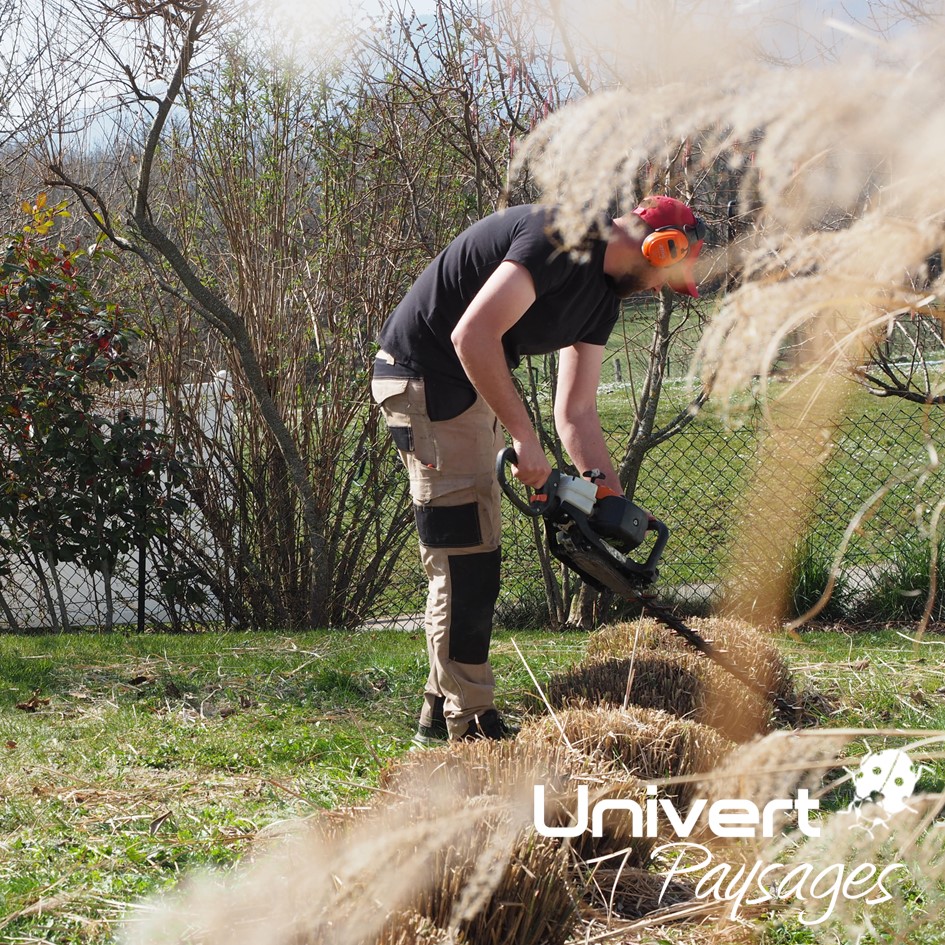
[495,447,553,516]
[638,516,670,582]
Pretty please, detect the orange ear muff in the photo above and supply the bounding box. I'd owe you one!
[641,227,692,268]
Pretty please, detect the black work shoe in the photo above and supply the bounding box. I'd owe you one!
[457,708,519,741]
[411,721,448,749]
[411,695,448,750]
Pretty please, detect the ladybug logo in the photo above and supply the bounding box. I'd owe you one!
[847,748,928,834]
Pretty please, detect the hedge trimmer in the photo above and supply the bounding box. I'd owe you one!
[496,447,796,718]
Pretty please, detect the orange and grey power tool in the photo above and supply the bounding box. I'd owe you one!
[496,447,797,719]
[496,446,668,593]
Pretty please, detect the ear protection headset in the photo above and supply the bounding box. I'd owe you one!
[641,218,707,268]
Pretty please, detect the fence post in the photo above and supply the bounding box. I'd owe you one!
[137,480,146,633]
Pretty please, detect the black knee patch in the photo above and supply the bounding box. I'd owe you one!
[389,426,414,452]
[414,502,482,548]
[447,549,501,664]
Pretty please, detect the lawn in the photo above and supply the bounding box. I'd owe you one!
[1,626,944,944]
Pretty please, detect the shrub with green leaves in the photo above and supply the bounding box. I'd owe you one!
[0,196,192,626]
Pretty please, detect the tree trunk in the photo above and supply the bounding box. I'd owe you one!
[102,554,114,633]
[31,551,60,632]
[44,548,70,632]
[0,587,20,631]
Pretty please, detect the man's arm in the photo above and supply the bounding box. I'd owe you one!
[554,342,623,494]
[450,260,551,488]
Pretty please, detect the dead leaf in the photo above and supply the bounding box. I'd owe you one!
[16,692,50,713]
[149,810,173,836]
[5,741,16,750]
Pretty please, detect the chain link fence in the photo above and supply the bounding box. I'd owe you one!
[3,399,945,632]
[367,403,945,629]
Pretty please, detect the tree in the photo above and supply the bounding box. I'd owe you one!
[28,0,538,627]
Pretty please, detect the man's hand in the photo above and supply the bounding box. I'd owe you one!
[510,432,552,489]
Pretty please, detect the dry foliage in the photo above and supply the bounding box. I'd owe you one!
[518,705,735,806]
[540,653,773,743]
[381,737,653,865]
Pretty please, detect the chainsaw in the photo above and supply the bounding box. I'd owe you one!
[495,447,796,718]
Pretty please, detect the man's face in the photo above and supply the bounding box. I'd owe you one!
[605,270,650,299]
[607,261,688,300]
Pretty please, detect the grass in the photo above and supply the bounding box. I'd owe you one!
[779,626,945,734]
[1,625,944,944]
[0,628,585,944]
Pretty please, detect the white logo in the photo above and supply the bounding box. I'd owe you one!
[532,783,820,840]
[531,740,923,925]
[847,748,928,835]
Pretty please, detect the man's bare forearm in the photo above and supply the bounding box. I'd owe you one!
[556,408,622,494]
[454,335,532,441]
[452,334,551,487]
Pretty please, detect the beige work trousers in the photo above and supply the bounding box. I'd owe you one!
[371,372,504,736]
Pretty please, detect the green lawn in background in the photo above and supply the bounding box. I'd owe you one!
[591,375,945,608]
[1,626,944,944]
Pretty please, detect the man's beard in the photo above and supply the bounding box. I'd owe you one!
[604,271,648,299]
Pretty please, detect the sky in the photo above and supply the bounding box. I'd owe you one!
[256,0,907,68]
[5,0,932,149]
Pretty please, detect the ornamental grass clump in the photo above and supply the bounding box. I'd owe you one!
[588,616,797,715]
[518,704,736,806]
[373,800,576,945]
[541,653,772,742]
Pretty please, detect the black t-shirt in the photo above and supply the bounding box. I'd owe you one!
[377,205,620,388]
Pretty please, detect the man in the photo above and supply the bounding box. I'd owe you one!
[371,195,705,745]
